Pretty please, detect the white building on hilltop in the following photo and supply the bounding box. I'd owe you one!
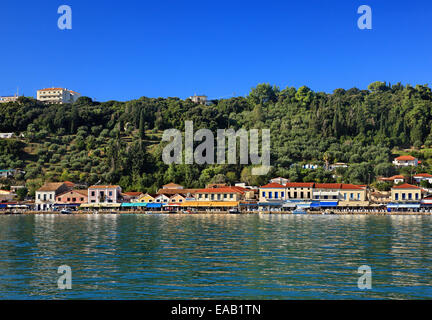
[37,88,81,104]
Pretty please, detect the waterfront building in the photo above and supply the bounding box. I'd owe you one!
[137,193,157,203]
[285,182,314,200]
[0,189,15,202]
[154,194,170,203]
[393,155,418,167]
[88,185,122,204]
[35,182,71,211]
[390,183,422,202]
[388,183,423,211]
[413,173,432,184]
[338,184,368,207]
[55,189,88,208]
[36,88,81,104]
[169,193,187,203]
[122,192,144,203]
[259,183,286,201]
[195,186,247,202]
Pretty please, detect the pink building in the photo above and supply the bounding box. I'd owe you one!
[88,185,122,204]
[56,190,88,204]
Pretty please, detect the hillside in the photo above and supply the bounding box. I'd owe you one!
[1,82,432,194]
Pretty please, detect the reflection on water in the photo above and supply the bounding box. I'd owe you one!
[0,214,431,299]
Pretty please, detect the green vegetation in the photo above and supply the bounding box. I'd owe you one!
[1,82,432,191]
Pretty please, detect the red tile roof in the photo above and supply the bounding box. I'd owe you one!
[392,183,421,189]
[196,186,245,194]
[380,175,405,181]
[88,185,120,189]
[123,192,143,196]
[340,184,365,190]
[260,183,286,188]
[314,183,341,189]
[395,155,416,161]
[413,173,432,178]
[162,182,183,188]
[285,182,314,188]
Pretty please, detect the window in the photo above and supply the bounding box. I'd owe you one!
[350,193,354,200]
[57,198,61,201]
[72,198,76,202]
[395,193,399,200]
[300,192,304,198]
[402,193,406,200]
[281,192,285,198]
[408,193,412,200]
[269,192,272,199]
[91,191,95,196]
[357,193,360,200]
[415,193,419,200]
[80,198,84,201]
[344,193,347,200]
[217,194,221,200]
[224,194,227,199]
[109,191,113,196]
[262,192,266,197]
[211,194,214,200]
[230,194,233,199]
[275,192,279,199]
[294,192,297,198]
[67,198,71,201]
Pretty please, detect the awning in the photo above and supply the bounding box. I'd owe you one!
[240,203,258,206]
[311,201,338,207]
[319,202,338,207]
[388,203,420,209]
[80,203,121,208]
[282,203,297,208]
[257,202,283,206]
[181,201,239,207]
[121,203,147,207]
[7,204,30,208]
[54,203,80,207]
[147,203,162,208]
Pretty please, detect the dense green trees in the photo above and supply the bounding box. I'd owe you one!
[1,81,432,191]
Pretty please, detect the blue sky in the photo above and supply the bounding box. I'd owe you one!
[0,0,431,101]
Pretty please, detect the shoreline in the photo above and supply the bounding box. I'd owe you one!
[1,210,432,216]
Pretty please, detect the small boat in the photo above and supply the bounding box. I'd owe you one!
[292,208,307,215]
[60,209,73,215]
[228,208,241,214]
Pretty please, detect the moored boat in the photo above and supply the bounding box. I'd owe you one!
[292,208,307,214]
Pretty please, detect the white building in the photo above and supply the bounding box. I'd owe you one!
[189,94,207,105]
[0,95,18,103]
[35,182,70,211]
[0,133,14,139]
[393,155,418,167]
[37,88,81,104]
[413,173,432,184]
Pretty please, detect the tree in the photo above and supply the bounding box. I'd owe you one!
[139,109,146,140]
[16,187,28,201]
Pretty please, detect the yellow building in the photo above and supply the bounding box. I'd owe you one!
[259,183,286,201]
[169,193,187,203]
[391,183,422,202]
[285,182,314,200]
[137,193,156,203]
[195,186,246,202]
